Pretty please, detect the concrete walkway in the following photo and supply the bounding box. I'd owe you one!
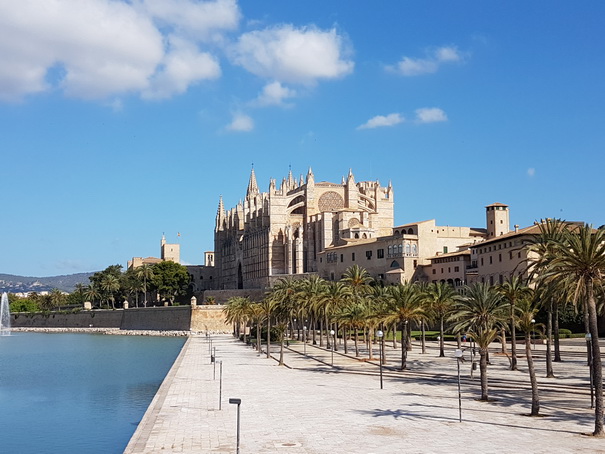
[125,335,605,453]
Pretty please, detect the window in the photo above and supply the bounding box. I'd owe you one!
[518,252,521,258]
[499,253,502,262]
[340,254,343,262]
[352,253,356,261]
[454,266,459,272]
[443,246,448,253]
[432,269,436,275]
[366,250,372,260]
[481,258,484,266]
[377,249,384,259]
[388,245,392,255]
[490,256,493,264]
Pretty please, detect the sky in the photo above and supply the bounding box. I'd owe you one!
[1,0,604,277]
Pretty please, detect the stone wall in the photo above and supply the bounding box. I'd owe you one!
[11,310,123,328]
[10,305,227,332]
[121,306,191,331]
[190,306,230,333]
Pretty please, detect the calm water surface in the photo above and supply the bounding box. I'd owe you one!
[0,332,185,454]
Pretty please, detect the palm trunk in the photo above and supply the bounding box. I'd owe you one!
[525,334,540,415]
[554,301,561,362]
[546,299,555,378]
[368,330,374,360]
[257,321,261,352]
[479,348,489,401]
[354,329,359,357]
[421,321,426,354]
[266,318,271,359]
[584,300,591,366]
[439,317,445,357]
[401,321,408,370]
[343,327,348,354]
[319,319,324,347]
[511,301,518,370]
[586,281,604,436]
[501,328,507,354]
[279,336,284,366]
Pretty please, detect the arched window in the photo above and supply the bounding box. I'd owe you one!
[398,244,403,254]
[408,228,414,234]
[412,244,417,255]
[390,260,400,268]
[405,244,411,255]
[388,245,392,255]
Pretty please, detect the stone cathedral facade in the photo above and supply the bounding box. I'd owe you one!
[214,168,394,289]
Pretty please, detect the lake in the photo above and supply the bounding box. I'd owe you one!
[0,332,185,454]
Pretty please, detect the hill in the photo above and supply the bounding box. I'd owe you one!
[0,272,96,294]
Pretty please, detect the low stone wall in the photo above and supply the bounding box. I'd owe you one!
[11,310,123,328]
[121,306,191,331]
[10,305,228,333]
[201,289,266,304]
[190,306,230,333]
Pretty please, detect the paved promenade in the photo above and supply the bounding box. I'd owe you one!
[125,335,605,453]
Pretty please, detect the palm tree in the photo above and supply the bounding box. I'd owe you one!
[498,276,532,370]
[424,282,459,357]
[259,298,279,359]
[318,281,350,350]
[335,300,370,357]
[297,276,327,346]
[516,297,543,416]
[223,297,251,342]
[384,283,425,370]
[84,284,101,308]
[135,264,154,307]
[100,275,120,309]
[451,283,507,401]
[536,223,605,436]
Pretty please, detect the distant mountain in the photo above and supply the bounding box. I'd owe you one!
[0,272,96,294]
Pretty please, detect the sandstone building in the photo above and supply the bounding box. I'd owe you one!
[214,168,394,289]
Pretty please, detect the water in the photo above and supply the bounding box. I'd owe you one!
[0,332,185,453]
[0,292,10,335]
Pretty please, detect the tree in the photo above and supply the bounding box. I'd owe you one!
[498,276,532,370]
[135,264,154,307]
[424,282,459,357]
[151,261,191,304]
[516,297,543,416]
[384,283,425,370]
[100,275,120,309]
[451,283,507,401]
[535,223,605,436]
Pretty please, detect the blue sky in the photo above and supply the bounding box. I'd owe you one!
[1,1,604,277]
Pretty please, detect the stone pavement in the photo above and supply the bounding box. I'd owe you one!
[125,334,605,453]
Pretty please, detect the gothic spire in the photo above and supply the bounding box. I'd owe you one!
[247,166,259,197]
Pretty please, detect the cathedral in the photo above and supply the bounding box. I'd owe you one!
[214,168,394,289]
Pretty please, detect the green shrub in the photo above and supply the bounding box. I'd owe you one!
[559,328,572,338]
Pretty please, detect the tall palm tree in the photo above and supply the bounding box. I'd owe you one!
[259,298,279,359]
[297,276,327,346]
[84,284,101,308]
[135,264,154,307]
[536,223,605,436]
[318,281,350,350]
[424,282,459,357]
[451,283,507,401]
[384,283,425,370]
[100,274,120,309]
[516,297,543,416]
[335,300,370,357]
[498,276,532,370]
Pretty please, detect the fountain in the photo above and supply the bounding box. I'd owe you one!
[1,292,11,336]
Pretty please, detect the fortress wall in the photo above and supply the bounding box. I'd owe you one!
[11,310,123,328]
[120,306,191,331]
[190,306,230,333]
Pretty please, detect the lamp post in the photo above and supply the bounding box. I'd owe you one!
[455,349,463,422]
[330,329,335,366]
[303,326,307,356]
[531,319,536,351]
[586,332,594,409]
[228,398,242,454]
[377,330,384,389]
[218,361,223,410]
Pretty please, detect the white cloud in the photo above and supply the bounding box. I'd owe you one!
[0,0,238,102]
[136,0,240,41]
[231,24,354,85]
[253,81,297,106]
[357,113,404,130]
[389,45,463,76]
[226,112,254,132]
[143,35,221,99]
[527,168,536,177]
[415,107,448,123]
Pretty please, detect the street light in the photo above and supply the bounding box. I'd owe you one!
[377,330,384,389]
[330,329,335,366]
[229,398,242,454]
[218,361,223,410]
[531,319,536,351]
[455,349,463,422]
[303,326,307,356]
[586,332,594,409]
